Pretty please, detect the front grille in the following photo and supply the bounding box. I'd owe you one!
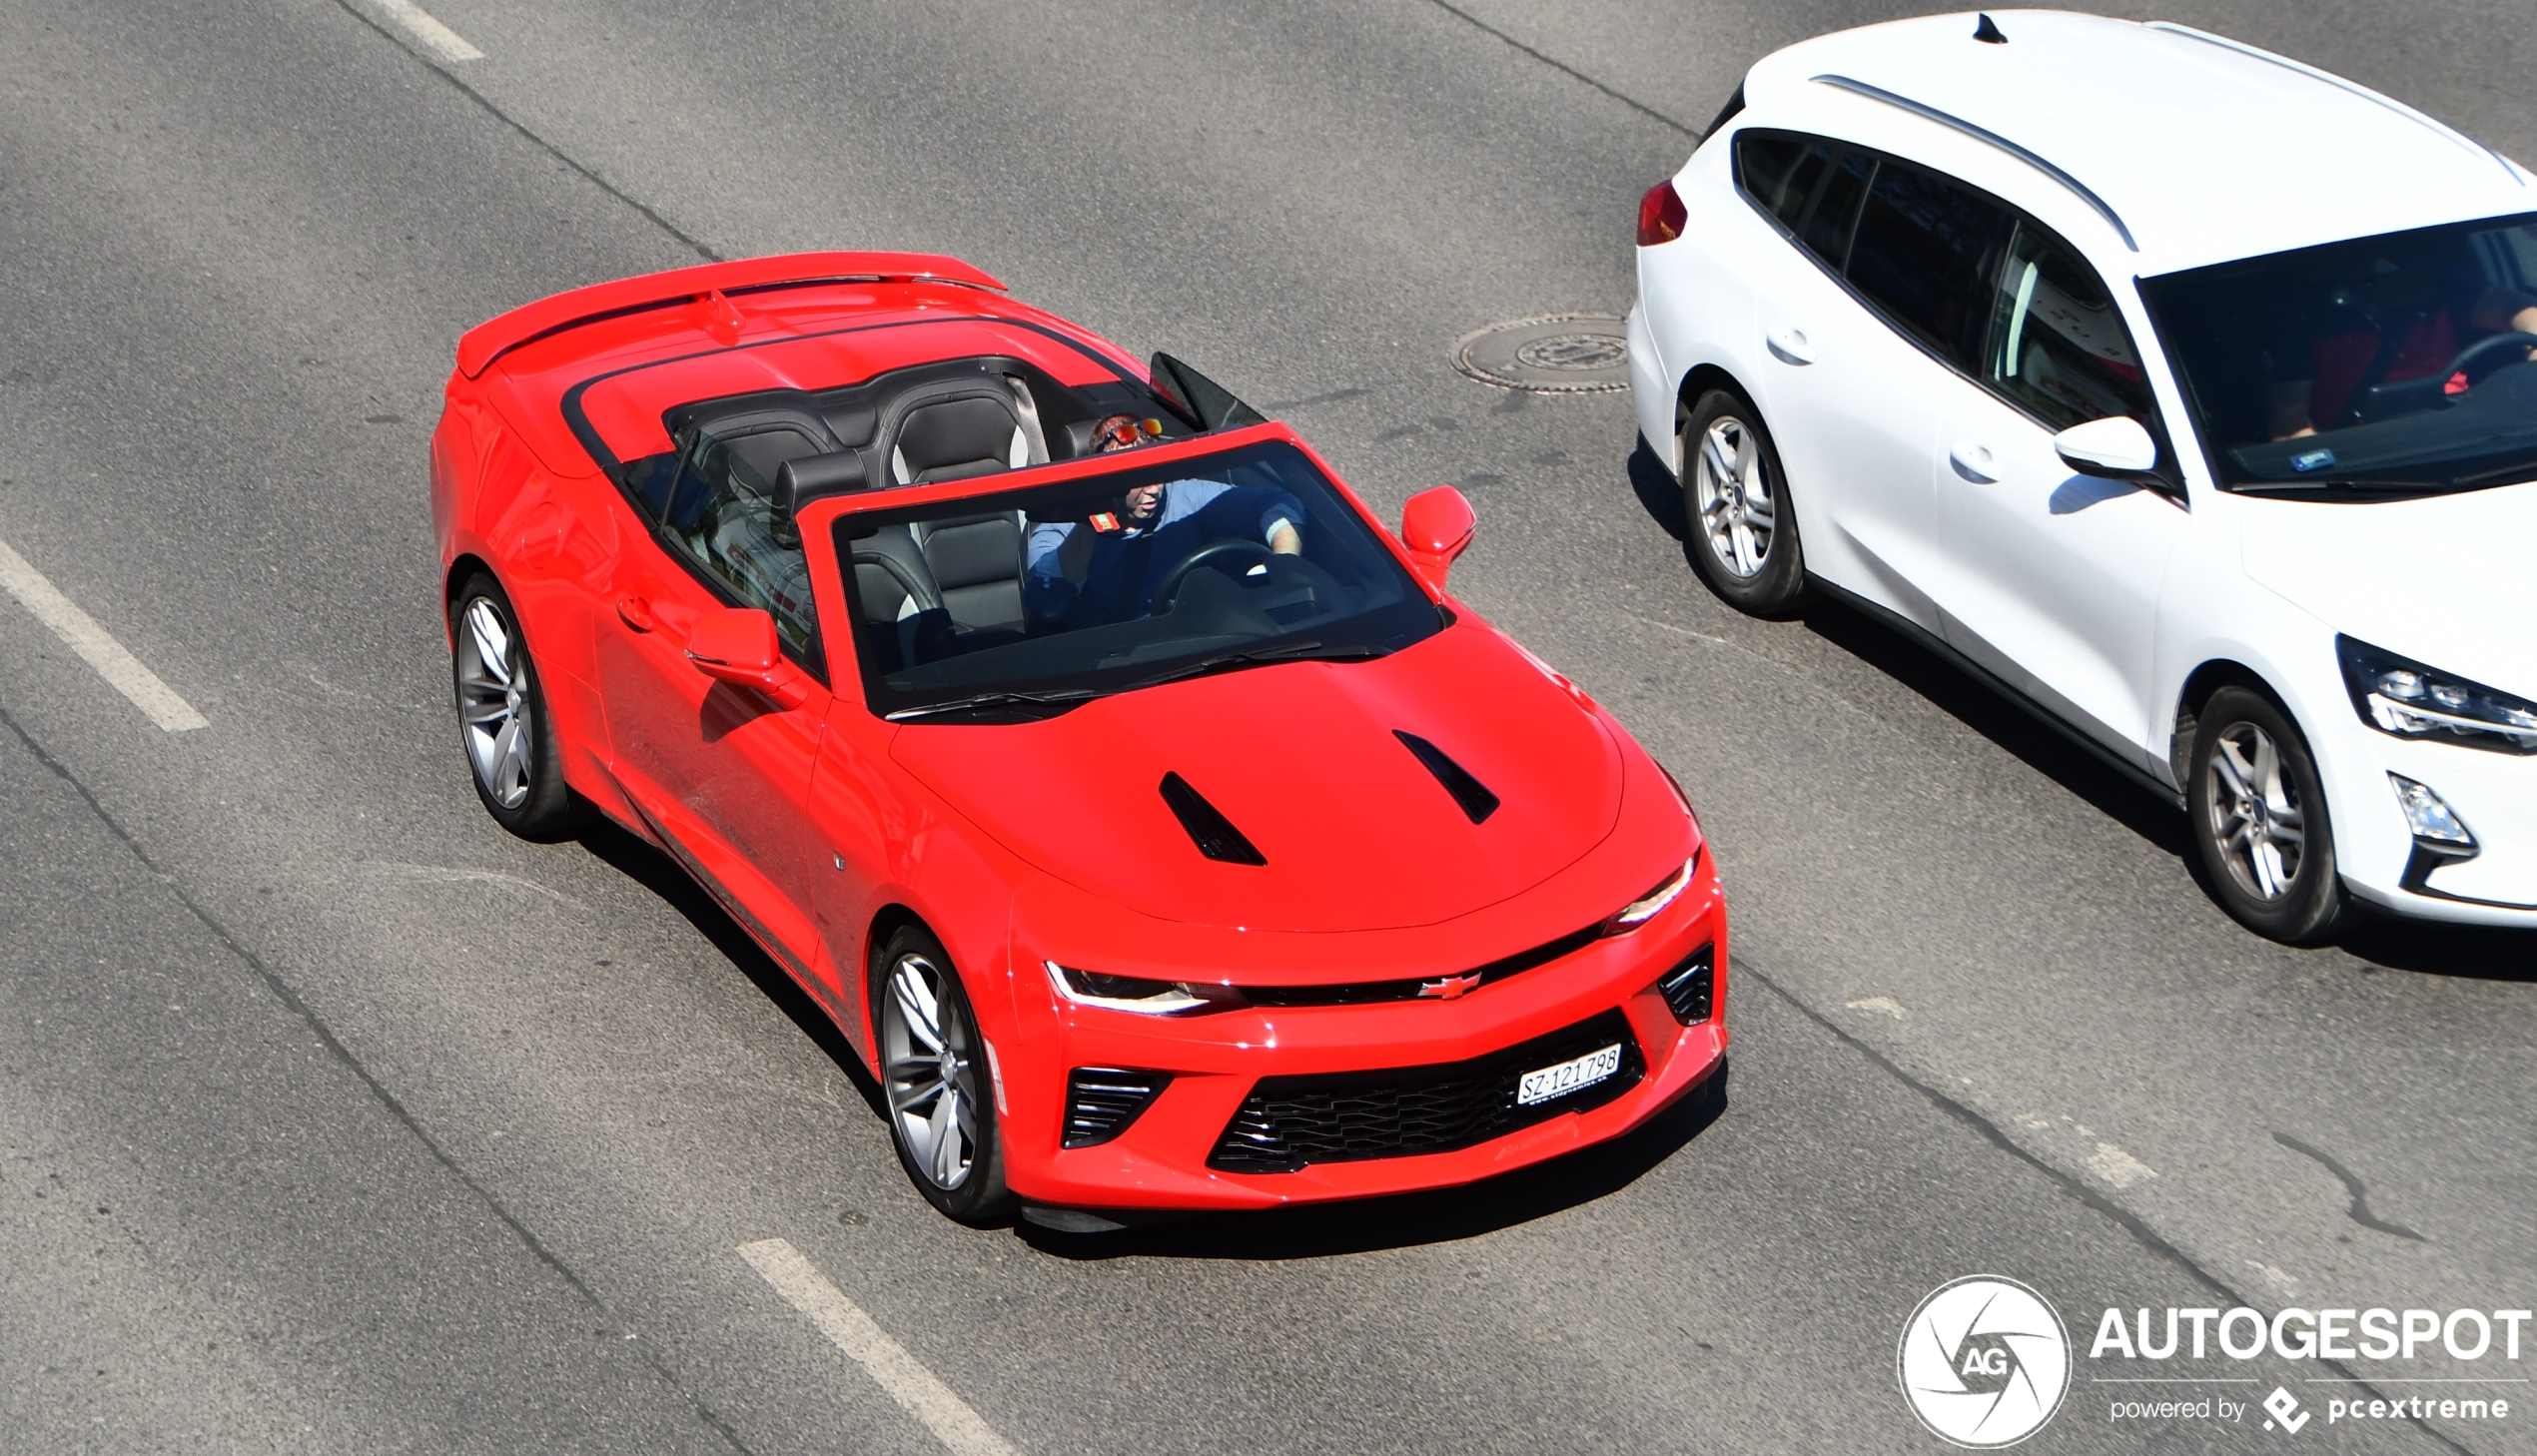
[1238,923,1602,1008]
[1209,1010,1643,1173]
[1063,1069,1172,1148]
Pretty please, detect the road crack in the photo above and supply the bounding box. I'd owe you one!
[2274,1131,2428,1242]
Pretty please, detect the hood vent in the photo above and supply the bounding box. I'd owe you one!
[1159,772,1268,865]
[1393,731,1500,825]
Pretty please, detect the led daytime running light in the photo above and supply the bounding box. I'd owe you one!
[1608,852,1700,932]
[1045,961,1243,1017]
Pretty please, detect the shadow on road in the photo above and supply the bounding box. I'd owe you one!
[574,819,888,1119]
[1020,1063,1729,1261]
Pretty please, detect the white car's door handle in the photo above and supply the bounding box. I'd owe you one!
[1949,442,1998,482]
[1766,327,1814,365]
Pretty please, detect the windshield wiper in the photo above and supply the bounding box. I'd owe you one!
[2227,477,2445,496]
[1120,640,1391,692]
[886,688,1098,721]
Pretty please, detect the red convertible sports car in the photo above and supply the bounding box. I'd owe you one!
[432,251,1728,1226]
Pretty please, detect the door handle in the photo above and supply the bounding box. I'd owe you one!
[1766,327,1815,365]
[1949,442,1998,482]
[616,595,660,632]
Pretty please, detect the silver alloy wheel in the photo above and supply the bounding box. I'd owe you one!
[882,952,978,1190]
[456,597,533,810]
[2204,720,2306,902]
[1692,415,1777,579]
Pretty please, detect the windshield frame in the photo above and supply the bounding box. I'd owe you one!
[2140,209,2537,499]
[807,425,1446,722]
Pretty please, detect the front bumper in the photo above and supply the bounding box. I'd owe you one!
[2330,726,2537,926]
[997,863,1728,1212]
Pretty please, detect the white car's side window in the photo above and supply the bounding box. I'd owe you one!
[1982,222,2156,430]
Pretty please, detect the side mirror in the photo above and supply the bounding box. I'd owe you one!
[686,607,808,708]
[2054,415,2161,480]
[1400,486,1476,591]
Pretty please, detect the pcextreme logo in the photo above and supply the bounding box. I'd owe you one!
[1899,1276,2074,1447]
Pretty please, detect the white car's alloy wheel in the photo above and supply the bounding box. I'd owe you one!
[1693,414,1777,579]
[2203,720,2305,902]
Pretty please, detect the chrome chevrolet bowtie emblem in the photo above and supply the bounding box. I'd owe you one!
[1417,972,1482,1001]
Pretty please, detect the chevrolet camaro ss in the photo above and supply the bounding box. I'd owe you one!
[433,252,1727,1225]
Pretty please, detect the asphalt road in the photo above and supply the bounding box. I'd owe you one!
[1,1,2529,1451]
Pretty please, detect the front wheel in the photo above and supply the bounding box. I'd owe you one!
[2188,686,2354,944]
[1679,390,1807,613]
[876,926,1015,1224]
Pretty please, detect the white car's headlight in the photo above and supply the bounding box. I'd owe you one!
[1045,962,1245,1017]
[2338,636,2537,755]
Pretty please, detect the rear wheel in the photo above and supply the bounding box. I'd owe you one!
[2188,686,2354,943]
[1680,389,1806,613]
[876,925,1015,1224]
[449,573,583,839]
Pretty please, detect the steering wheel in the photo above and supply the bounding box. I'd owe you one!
[2440,330,2537,390]
[1153,537,1275,610]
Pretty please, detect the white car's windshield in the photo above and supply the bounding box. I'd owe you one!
[834,438,1442,721]
[2142,212,2537,495]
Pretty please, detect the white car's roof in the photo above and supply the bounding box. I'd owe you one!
[1742,9,2534,276]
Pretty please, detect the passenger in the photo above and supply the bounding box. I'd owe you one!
[2272,268,2537,437]
[1024,414,1303,629]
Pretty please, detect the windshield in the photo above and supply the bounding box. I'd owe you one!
[2141,213,2537,495]
[834,438,1443,720]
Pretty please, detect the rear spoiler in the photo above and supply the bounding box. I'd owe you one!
[454,251,1008,378]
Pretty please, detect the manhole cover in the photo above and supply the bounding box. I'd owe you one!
[1453,313,1630,393]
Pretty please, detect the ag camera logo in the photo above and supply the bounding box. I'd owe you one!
[1899,1276,2073,1447]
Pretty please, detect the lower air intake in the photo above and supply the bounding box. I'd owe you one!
[1658,945,1714,1025]
[1209,1011,1643,1173]
[1063,1069,1172,1148]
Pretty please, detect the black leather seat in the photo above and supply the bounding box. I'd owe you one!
[913,514,1026,634]
[880,377,1045,485]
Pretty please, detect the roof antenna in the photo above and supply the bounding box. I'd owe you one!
[1973,12,2008,43]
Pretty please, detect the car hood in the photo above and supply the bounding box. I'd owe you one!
[2238,483,2537,697]
[889,625,1624,933]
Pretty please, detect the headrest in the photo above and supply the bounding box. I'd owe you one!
[774,450,870,516]
[884,388,1027,486]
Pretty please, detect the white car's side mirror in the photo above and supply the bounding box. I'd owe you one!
[2054,415,2161,479]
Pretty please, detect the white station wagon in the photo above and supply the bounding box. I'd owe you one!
[1629,9,2537,942]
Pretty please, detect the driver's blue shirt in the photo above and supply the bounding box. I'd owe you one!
[1024,480,1302,628]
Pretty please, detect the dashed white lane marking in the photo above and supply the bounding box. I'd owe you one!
[1845,996,1906,1020]
[739,1238,1019,1456]
[370,0,483,62]
[0,536,207,732]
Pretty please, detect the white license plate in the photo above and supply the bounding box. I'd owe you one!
[1516,1044,1622,1106]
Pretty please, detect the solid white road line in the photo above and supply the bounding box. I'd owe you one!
[739,1238,1019,1456]
[0,536,207,732]
[370,0,483,63]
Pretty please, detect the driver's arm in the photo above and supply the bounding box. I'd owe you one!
[2470,287,2537,337]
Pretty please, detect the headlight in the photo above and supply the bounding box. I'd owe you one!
[1604,851,1701,935]
[1044,962,1245,1017]
[2337,636,2537,755]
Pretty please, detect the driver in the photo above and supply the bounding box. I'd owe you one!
[1023,414,1304,629]
[2274,272,2537,438]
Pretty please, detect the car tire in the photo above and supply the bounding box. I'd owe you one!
[449,572,585,840]
[875,925,1016,1225]
[2188,686,2354,944]
[1679,389,1807,614]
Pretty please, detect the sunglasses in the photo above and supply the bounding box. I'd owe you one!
[1097,417,1165,450]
